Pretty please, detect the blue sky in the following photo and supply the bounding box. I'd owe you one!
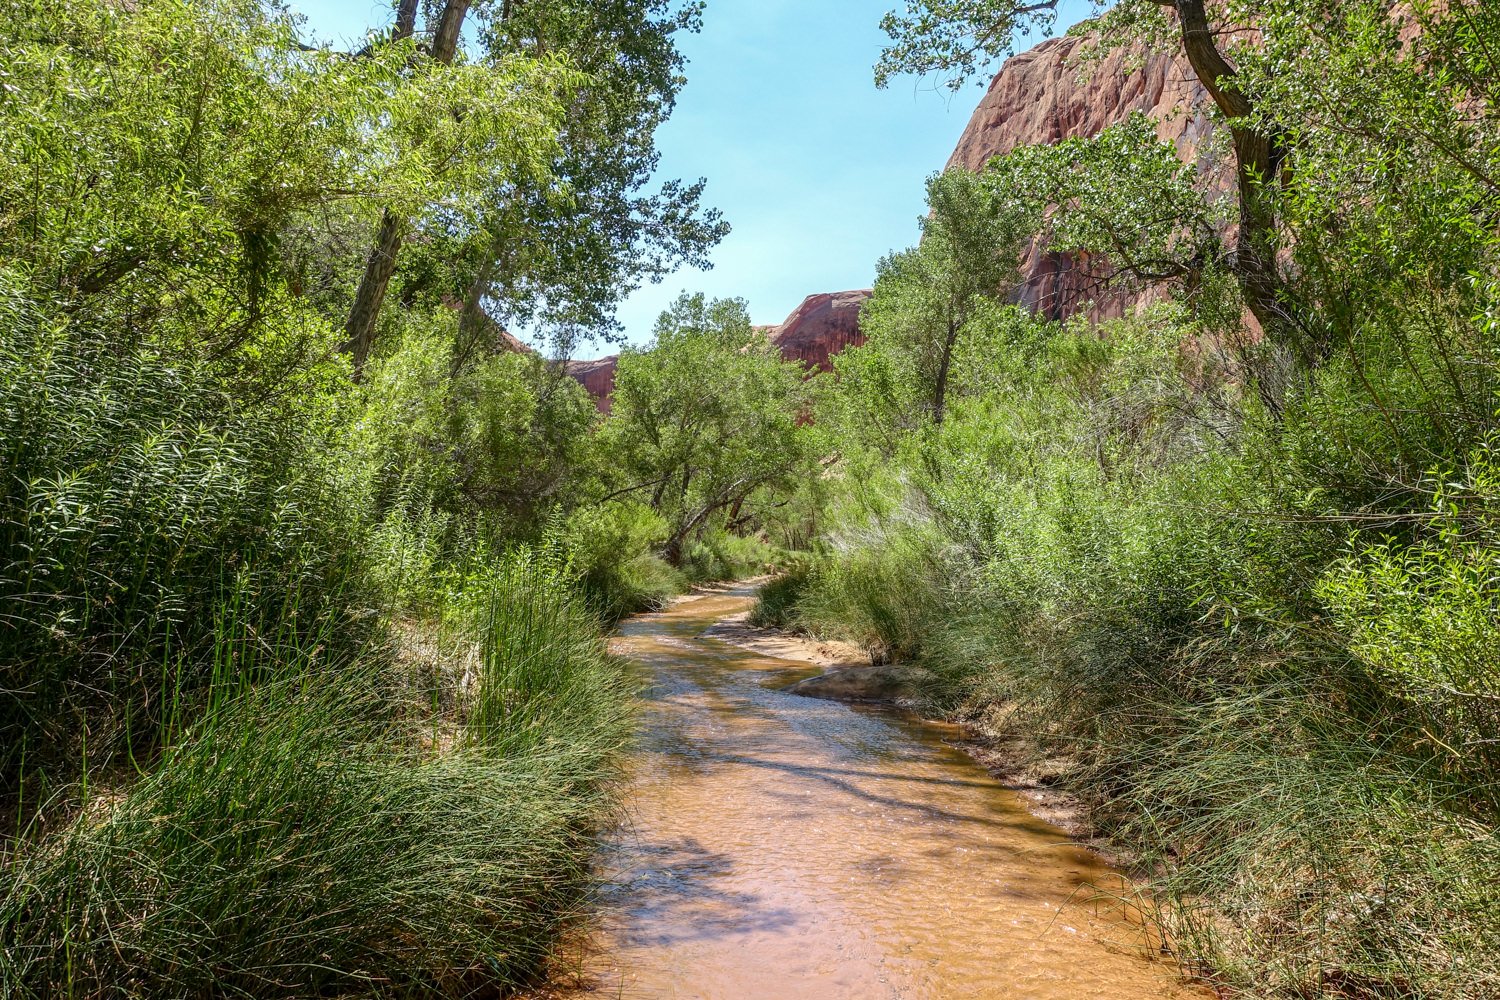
[291,1,1090,356]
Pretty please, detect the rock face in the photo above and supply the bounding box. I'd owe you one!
[566,289,873,410]
[770,289,871,372]
[949,31,1218,320]
[564,356,619,414]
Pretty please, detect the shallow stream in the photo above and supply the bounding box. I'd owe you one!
[545,584,1201,999]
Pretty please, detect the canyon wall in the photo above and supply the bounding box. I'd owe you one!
[949,30,1216,320]
[769,289,871,372]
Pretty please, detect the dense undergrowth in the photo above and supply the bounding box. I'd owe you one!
[758,1,1500,994]
[764,246,1500,995]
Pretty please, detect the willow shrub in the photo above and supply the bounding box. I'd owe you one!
[0,300,365,785]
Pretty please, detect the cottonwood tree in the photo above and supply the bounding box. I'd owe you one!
[862,168,1035,426]
[876,0,1304,374]
[877,0,1500,413]
[601,293,813,564]
[338,0,727,375]
[0,0,565,396]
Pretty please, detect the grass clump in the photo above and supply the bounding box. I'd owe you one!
[0,555,629,999]
[787,292,1500,996]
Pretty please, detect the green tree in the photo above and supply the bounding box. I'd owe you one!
[0,0,568,392]
[602,293,813,563]
[334,0,728,372]
[862,168,1035,425]
[877,1,1500,403]
[875,0,1301,372]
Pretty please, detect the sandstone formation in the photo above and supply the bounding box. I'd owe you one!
[566,289,873,410]
[564,355,619,414]
[769,289,871,372]
[948,30,1219,320]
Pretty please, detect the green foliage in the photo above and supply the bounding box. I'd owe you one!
[409,0,727,346]
[0,2,672,993]
[0,291,365,780]
[802,223,1500,995]
[874,0,1069,90]
[748,564,812,629]
[0,555,630,998]
[677,528,780,585]
[0,0,571,381]
[602,292,815,563]
[356,311,598,541]
[561,501,683,621]
[859,168,1037,425]
[981,112,1231,296]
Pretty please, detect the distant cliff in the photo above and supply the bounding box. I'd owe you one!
[949,30,1217,320]
[769,290,870,371]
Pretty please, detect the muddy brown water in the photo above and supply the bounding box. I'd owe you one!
[543,585,1203,999]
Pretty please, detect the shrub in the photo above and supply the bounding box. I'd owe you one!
[0,305,365,783]
[748,564,812,629]
[562,501,683,621]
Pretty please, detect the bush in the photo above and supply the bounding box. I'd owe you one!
[794,290,1500,994]
[0,306,365,783]
[677,528,779,585]
[748,563,812,629]
[562,501,683,621]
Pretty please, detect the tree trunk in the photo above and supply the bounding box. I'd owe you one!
[932,319,960,425]
[342,0,470,378]
[393,0,418,39]
[431,0,470,63]
[344,209,404,377]
[1173,0,1298,411]
[452,239,499,376]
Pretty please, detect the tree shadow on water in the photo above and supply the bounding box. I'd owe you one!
[599,835,803,947]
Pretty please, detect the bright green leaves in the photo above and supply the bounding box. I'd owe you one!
[857,168,1036,427]
[0,0,572,379]
[874,0,1075,90]
[984,112,1230,290]
[603,292,814,561]
[1318,436,1500,747]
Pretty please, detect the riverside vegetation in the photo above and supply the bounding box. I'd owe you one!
[3,0,1500,998]
[0,1,815,995]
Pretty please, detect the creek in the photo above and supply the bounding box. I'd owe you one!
[545,584,1202,999]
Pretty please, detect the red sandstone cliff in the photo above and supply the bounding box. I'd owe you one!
[566,289,872,411]
[564,355,619,414]
[770,289,870,372]
[949,30,1218,319]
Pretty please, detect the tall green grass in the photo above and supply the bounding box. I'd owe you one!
[0,310,366,788]
[0,554,630,998]
[779,306,1500,996]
